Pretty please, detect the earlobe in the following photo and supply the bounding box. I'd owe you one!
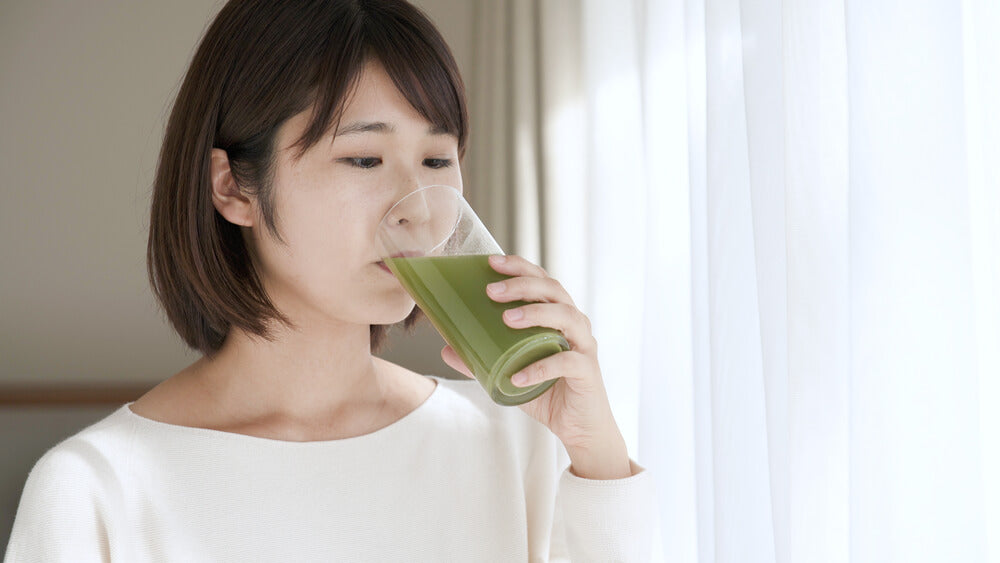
[209,148,255,227]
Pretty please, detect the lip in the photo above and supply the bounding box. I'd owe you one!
[375,250,424,264]
[376,251,424,274]
[388,250,425,259]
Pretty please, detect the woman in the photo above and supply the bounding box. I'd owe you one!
[6,0,656,560]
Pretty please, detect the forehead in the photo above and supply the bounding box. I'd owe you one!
[336,61,432,128]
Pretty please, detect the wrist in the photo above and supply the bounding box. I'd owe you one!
[565,436,631,480]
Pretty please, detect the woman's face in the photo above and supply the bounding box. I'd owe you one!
[248,59,463,330]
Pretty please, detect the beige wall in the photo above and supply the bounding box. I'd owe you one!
[0,0,475,386]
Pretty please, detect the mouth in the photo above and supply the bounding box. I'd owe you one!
[375,250,424,273]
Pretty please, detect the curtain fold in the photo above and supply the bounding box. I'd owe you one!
[964,0,1000,557]
[638,0,700,560]
[740,0,791,554]
[783,2,851,562]
[704,0,778,560]
[846,2,987,561]
[466,0,543,264]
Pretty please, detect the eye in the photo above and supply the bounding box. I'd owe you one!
[423,158,454,169]
[339,157,382,169]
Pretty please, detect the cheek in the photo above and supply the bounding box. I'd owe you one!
[441,167,463,191]
[264,160,393,266]
[279,190,387,264]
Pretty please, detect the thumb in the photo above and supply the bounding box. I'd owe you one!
[441,345,475,379]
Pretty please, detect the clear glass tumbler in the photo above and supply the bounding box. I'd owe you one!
[375,185,568,406]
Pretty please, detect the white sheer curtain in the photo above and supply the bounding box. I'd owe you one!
[538,0,1000,561]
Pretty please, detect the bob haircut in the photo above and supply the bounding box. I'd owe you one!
[148,0,468,355]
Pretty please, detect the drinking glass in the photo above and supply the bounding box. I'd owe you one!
[375,185,568,406]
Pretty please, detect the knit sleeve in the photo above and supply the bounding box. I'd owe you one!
[4,445,113,563]
[551,451,660,562]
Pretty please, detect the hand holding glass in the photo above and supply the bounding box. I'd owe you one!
[375,185,568,406]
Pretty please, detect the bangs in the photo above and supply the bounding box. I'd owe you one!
[294,1,468,158]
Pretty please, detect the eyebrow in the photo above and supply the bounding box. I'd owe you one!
[334,120,453,137]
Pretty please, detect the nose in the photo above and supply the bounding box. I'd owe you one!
[385,186,433,228]
[377,184,464,258]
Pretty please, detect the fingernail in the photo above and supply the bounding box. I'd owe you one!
[487,281,506,294]
[491,255,507,265]
[512,372,528,386]
[505,308,523,321]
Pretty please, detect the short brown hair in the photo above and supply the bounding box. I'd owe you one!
[147,0,468,355]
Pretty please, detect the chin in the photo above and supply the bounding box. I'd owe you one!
[369,298,417,326]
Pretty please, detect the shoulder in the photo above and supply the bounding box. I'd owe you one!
[16,405,141,513]
[7,408,135,560]
[20,407,136,495]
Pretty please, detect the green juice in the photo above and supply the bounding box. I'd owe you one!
[384,254,568,406]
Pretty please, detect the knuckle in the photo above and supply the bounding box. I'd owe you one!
[532,362,545,380]
[512,277,534,296]
[502,278,520,294]
[564,303,581,320]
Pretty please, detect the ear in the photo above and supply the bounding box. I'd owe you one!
[210,148,255,227]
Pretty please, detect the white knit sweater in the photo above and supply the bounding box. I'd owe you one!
[5,376,657,562]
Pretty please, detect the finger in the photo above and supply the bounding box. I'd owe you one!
[441,345,475,379]
[510,350,592,388]
[486,275,576,307]
[502,303,597,355]
[489,254,548,279]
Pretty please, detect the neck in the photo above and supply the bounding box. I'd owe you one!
[195,320,389,421]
